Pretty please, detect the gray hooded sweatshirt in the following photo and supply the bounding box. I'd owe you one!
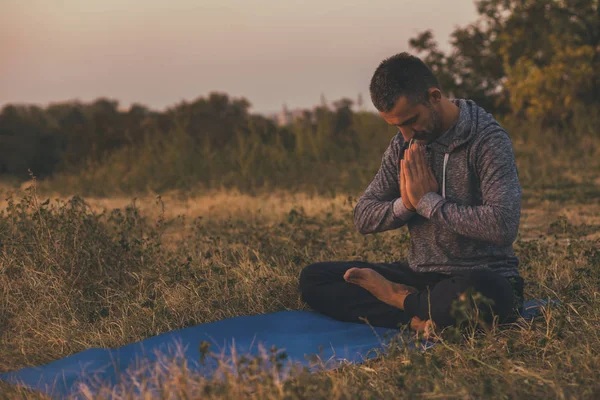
[354,98,521,278]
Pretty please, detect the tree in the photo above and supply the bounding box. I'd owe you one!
[409,0,600,124]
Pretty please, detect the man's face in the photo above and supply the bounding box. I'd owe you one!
[378,95,443,144]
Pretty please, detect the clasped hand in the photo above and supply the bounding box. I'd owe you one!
[400,143,439,211]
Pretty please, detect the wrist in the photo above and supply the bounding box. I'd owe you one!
[416,192,445,219]
[393,198,416,220]
[402,197,416,212]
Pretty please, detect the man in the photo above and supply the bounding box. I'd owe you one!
[298,53,524,335]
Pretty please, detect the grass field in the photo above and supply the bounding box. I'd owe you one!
[1,118,600,399]
[1,172,599,399]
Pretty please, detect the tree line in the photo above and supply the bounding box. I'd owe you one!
[0,0,597,195]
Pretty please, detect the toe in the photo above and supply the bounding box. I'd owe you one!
[343,267,361,282]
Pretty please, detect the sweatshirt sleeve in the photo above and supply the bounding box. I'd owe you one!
[415,130,521,246]
[354,135,416,234]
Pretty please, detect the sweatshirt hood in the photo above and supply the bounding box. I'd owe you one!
[428,99,503,200]
[429,98,501,154]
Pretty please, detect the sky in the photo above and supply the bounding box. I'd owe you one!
[0,0,479,114]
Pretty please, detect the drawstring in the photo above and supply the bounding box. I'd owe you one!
[442,153,449,199]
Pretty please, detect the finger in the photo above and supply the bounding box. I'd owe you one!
[412,145,421,175]
[428,167,437,182]
[429,168,439,192]
[398,157,402,183]
[410,145,416,161]
[398,153,403,172]
[401,161,407,193]
[421,146,430,178]
[404,145,411,162]
[399,166,404,196]
[401,162,406,184]
[409,142,417,160]
[405,161,417,205]
[401,169,415,210]
[414,145,425,178]
[405,159,415,182]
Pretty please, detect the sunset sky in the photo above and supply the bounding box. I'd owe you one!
[1,0,479,113]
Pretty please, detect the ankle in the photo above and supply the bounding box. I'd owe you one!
[392,285,416,309]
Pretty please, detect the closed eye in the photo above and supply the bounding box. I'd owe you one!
[397,115,419,127]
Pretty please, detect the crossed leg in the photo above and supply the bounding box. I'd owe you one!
[343,267,417,310]
[299,261,448,335]
[343,267,437,337]
[301,262,516,338]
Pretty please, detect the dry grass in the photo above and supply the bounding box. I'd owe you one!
[0,175,599,399]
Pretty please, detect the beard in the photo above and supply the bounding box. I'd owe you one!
[413,103,444,142]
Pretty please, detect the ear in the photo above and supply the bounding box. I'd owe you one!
[428,88,442,103]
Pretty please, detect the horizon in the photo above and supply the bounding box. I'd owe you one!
[1,0,479,114]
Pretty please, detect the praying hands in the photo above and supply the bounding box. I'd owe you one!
[400,143,439,211]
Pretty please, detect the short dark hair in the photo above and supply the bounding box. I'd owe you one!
[369,52,441,112]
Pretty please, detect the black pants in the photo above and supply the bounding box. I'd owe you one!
[298,261,524,329]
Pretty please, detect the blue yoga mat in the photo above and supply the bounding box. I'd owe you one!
[0,299,549,398]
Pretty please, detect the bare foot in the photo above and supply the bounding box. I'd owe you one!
[343,267,418,310]
[410,317,437,341]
